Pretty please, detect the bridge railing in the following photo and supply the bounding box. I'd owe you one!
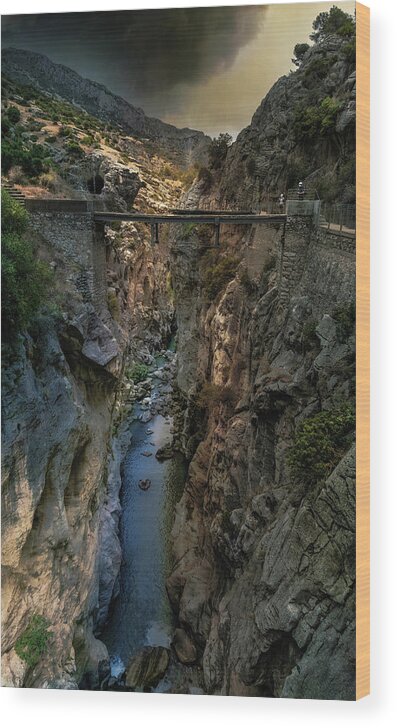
[319,203,356,233]
[285,188,321,221]
[286,188,320,201]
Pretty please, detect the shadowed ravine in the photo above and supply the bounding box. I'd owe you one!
[99,354,187,685]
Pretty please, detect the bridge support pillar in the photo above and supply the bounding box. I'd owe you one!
[151,222,159,245]
[214,217,220,247]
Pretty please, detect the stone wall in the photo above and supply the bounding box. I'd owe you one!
[278,216,355,313]
[27,202,106,308]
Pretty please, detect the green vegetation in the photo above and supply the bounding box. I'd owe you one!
[200,249,240,300]
[180,164,199,188]
[310,5,355,43]
[81,134,95,145]
[293,96,342,140]
[126,362,150,383]
[1,191,53,340]
[343,36,356,64]
[288,403,355,484]
[1,76,115,177]
[239,267,255,292]
[196,382,237,410]
[292,43,310,66]
[304,56,335,82]
[7,105,21,124]
[58,125,74,138]
[182,222,197,236]
[160,163,180,181]
[65,139,84,158]
[197,166,213,190]
[1,112,54,177]
[286,159,311,189]
[208,133,232,169]
[107,289,121,322]
[332,301,356,341]
[302,318,320,351]
[15,615,51,668]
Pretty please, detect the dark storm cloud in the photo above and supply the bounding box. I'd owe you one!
[1,6,266,110]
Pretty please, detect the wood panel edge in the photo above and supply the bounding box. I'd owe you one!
[356,0,370,702]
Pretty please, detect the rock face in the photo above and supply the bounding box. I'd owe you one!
[212,35,356,209]
[168,222,356,699]
[1,47,210,166]
[167,32,357,700]
[67,152,144,211]
[1,314,119,689]
[172,628,197,666]
[125,647,170,690]
[2,26,357,698]
[1,86,181,686]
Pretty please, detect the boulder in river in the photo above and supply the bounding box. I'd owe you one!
[125,647,170,690]
[171,628,197,666]
[140,411,153,423]
[138,479,151,491]
[141,451,152,457]
[155,443,174,461]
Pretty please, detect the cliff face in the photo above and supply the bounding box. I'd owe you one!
[1,47,210,166]
[1,86,180,686]
[1,315,120,689]
[2,27,356,697]
[167,34,356,700]
[169,220,356,701]
[1,223,174,689]
[211,34,356,209]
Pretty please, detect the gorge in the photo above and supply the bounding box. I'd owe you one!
[1,19,356,700]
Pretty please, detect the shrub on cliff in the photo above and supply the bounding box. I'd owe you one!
[1,132,52,177]
[304,56,335,83]
[200,250,240,300]
[126,362,150,384]
[302,318,320,351]
[6,105,21,124]
[310,6,355,43]
[15,615,51,668]
[288,403,355,484]
[292,43,310,67]
[1,190,53,340]
[197,166,213,190]
[293,96,342,140]
[332,301,356,341]
[208,133,232,169]
[196,382,237,410]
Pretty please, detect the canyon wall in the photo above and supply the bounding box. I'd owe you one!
[168,211,356,699]
[2,24,356,696]
[167,30,356,698]
[1,201,173,689]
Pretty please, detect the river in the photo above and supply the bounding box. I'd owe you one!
[100,353,187,684]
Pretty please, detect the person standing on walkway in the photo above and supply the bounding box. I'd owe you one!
[298,181,306,200]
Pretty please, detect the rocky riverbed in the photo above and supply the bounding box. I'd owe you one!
[97,346,204,694]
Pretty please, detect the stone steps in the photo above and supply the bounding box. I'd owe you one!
[2,181,26,207]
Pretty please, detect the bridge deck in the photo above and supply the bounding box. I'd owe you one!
[94,212,287,225]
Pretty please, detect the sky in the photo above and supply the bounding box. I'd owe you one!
[2,2,355,138]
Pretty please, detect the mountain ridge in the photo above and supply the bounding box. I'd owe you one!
[1,47,210,166]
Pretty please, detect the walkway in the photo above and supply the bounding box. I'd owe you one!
[94,210,287,245]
